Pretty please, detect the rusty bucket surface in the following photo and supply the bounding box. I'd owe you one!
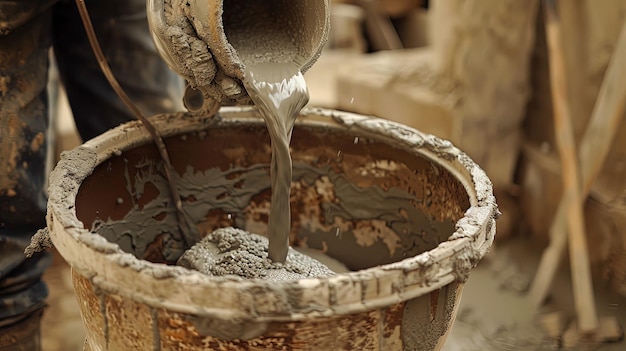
[47,107,497,350]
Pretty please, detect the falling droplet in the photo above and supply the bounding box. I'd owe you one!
[227,213,233,220]
[335,227,342,239]
[353,137,359,144]
[336,150,343,163]
[350,97,355,104]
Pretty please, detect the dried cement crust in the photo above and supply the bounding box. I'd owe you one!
[47,108,498,348]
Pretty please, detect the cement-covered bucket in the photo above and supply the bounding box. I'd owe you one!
[47,107,497,350]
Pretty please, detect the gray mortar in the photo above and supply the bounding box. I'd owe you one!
[178,227,335,281]
[92,156,449,268]
[28,147,98,255]
[243,62,309,263]
[43,110,494,279]
[25,228,54,257]
[45,115,475,278]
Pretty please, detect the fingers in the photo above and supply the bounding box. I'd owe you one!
[169,26,218,87]
[150,0,248,106]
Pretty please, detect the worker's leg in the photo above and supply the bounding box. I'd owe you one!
[52,0,184,142]
[0,1,56,350]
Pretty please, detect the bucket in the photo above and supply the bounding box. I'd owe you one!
[148,0,330,107]
[47,108,497,350]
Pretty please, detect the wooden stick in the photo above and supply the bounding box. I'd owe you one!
[540,0,598,333]
[359,0,404,50]
[529,17,626,307]
[578,23,626,193]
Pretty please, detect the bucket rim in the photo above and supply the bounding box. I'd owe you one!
[47,107,498,321]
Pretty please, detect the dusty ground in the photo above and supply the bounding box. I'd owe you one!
[41,237,625,351]
[41,251,84,351]
[444,238,625,351]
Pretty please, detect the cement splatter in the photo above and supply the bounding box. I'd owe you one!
[24,227,54,257]
[91,154,451,270]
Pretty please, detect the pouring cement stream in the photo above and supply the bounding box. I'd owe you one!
[149,0,324,269]
[178,63,317,277]
[243,62,309,263]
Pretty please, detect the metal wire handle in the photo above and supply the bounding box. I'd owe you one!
[74,0,199,248]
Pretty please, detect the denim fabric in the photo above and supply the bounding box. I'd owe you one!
[52,0,185,141]
[0,0,184,326]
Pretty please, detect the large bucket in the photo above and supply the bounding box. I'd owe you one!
[47,108,497,350]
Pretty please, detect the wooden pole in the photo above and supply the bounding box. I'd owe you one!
[358,0,404,50]
[529,17,626,309]
[540,0,598,333]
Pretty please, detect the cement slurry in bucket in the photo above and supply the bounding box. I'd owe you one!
[177,227,335,281]
[173,56,322,279]
[42,108,499,350]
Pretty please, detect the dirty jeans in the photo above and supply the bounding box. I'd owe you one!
[0,0,184,330]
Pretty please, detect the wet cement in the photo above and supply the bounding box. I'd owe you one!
[172,59,318,275]
[160,0,312,264]
[243,62,309,263]
[86,148,451,270]
[177,227,335,281]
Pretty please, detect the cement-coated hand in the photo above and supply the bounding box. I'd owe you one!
[147,0,250,108]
